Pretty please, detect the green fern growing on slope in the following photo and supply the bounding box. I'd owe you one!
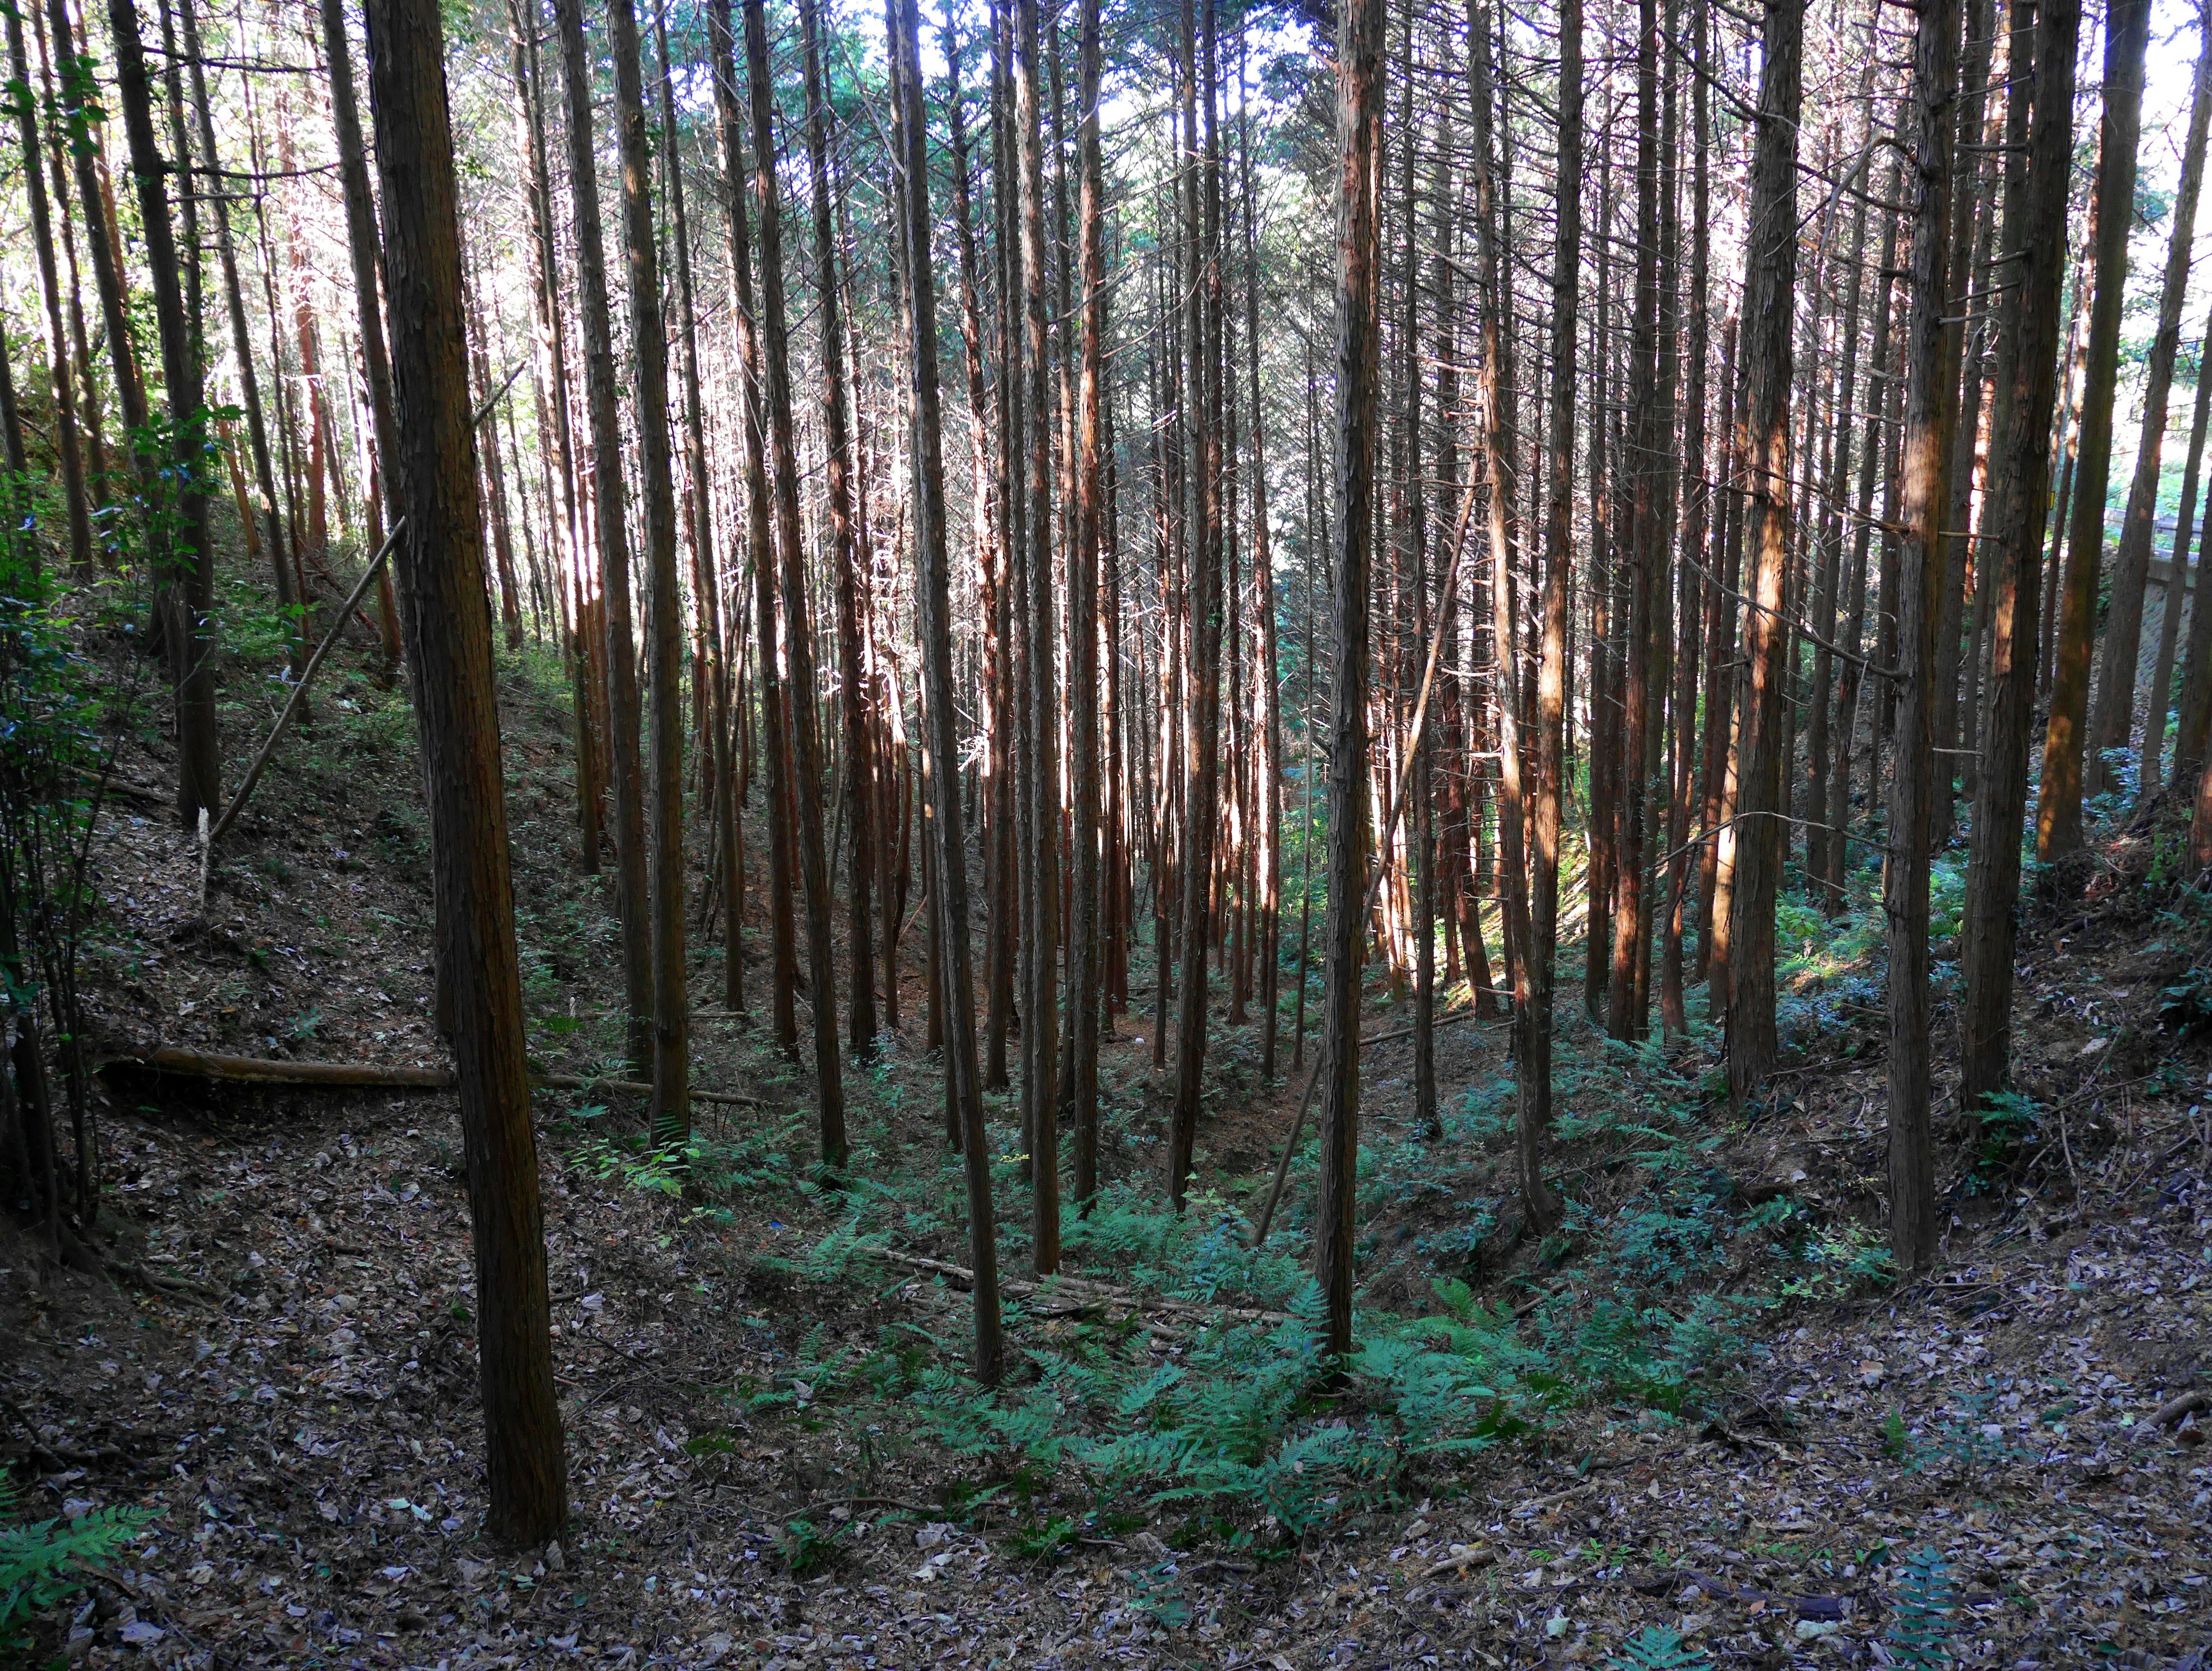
[1885,1545,1956,1668]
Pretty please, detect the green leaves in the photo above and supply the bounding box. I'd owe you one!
[1884,1545,1957,1668]
[0,1478,153,1651]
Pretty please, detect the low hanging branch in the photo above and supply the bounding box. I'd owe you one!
[1250,480,1479,1250]
[200,517,406,870]
[202,366,532,878]
[100,1045,764,1107]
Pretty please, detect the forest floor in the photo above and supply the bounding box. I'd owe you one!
[3,599,2210,1671]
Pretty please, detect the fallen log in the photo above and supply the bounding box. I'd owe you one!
[101,1047,764,1107]
[871,1248,1291,1325]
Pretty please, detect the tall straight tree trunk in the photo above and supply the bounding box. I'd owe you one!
[942,13,1016,1094]
[1805,135,1870,909]
[107,0,219,827]
[1660,0,1708,1026]
[509,0,596,864]
[1315,0,1382,1364]
[47,0,150,487]
[1585,146,1619,1018]
[1723,0,1804,1108]
[653,6,742,1017]
[1015,0,1062,1256]
[1169,0,1225,1219]
[5,3,90,571]
[196,0,291,632]
[1927,0,1995,839]
[605,0,690,1146]
[742,0,848,1170]
[1467,0,1546,1227]
[1696,315,1743,974]
[1827,177,1900,905]
[1067,0,1106,1203]
[709,0,798,1045]
[1241,59,1283,1088]
[358,0,566,1544]
[1960,0,2075,1113]
[309,12,389,684]
[2146,335,2212,793]
[2037,0,2149,859]
[1887,0,1963,1273]
[798,0,878,1055]
[552,0,654,1071]
[2088,10,2212,791]
[888,0,1002,1383]
[1608,0,1661,1044]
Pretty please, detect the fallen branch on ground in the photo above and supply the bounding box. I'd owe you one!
[872,1248,1292,1325]
[100,1046,764,1107]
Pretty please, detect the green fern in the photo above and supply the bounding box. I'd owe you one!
[1885,1545,1955,1668]
[1605,1625,1714,1670]
[1,1477,152,1651]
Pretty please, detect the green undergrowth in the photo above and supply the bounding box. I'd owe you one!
[577,985,1896,1555]
[1,1476,151,1654]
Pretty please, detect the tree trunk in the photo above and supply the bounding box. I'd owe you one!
[2086,12,2212,794]
[708,0,798,1045]
[2145,335,2212,794]
[653,5,743,1018]
[1722,0,1804,1108]
[741,0,848,1171]
[888,0,1004,1384]
[1314,0,1382,1364]
[797,0,878,1058]
[1608,0,1661,1044]
[358,0,567,1544]
[1887,0,1964,1274]
[107,0,220,828]
[605,0,690,1147]
[1012,0,1062,1251]
[4,4,90,573]
[1067,0,1107,1203]
[2036,0,2149,860]
[551,0,654,1070]
[1959,0,2078,1114]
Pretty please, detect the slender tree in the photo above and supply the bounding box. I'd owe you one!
[888,0,1003,1383]
[552,0,654,1069]
[1960,0,2078,1115]
[1887,0,1963,1272]
[2037,0,2149,860]
[605,0,690,1145]
[1314,0,1383,1364]
[359,0,566,1543]
[742,0,849,1171]
[1723,0,1804,1108]
[107,0,220,828]
[798,0,879,1056]
[2087,4,2212,793]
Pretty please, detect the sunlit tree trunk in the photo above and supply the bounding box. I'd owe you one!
[888,0,1003,1382]
[552,0,653,1070]
[1888,0,1963,1272]
[1722,0,1804,1108]
[1314,0,1382,1362]
[742,0,847,1170]
[2037,0,2148,860]
[1960,0,2077,1114]
[107,0,220,828]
